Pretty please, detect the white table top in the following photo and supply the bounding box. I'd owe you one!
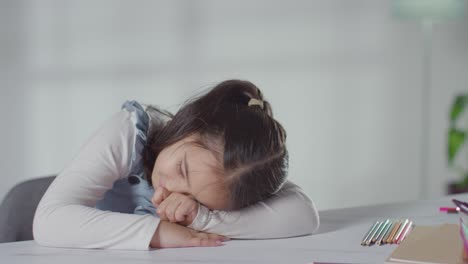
[1,194,465,264]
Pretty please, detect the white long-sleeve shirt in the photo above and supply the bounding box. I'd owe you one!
[33,104,319,250]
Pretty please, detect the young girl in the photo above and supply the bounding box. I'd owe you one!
[33,80,319,250]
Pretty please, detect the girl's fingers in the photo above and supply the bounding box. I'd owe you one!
[191,238,221,247]
[192,230,229,241]
[175,200,196,223]
[154,221,229,249]
[206,233,229,242]
[157,194,178,222]
[174,205,187,222]
[157,206,168,221]
[152,188,164,207]
[187,236,223,247]
[156,196,170,220]
[156,192,199,224]
[164,199,182,222]
[153,186,170,206]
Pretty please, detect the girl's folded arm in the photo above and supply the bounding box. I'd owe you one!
[33,111,160,250]
[189,181,319,239]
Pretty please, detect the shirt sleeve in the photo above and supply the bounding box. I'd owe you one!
[188,181,320,239]
[33,111,160,250]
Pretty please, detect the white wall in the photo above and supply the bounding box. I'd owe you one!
[428,21,468,197]
[0,0,467,210]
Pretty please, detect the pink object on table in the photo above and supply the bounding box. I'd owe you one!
[439,207,460,213]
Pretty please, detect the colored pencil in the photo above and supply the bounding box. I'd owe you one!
[376,220,393,245]
[381,221,396,245]
[373,219,390,244]
[393,219,409,243]
[366,221,383,246]
[396,221,413,244]
[386,220,402,244]
[361,221,379,246]
[361,219,414,246]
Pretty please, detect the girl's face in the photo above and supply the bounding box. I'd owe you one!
[151,134,230,210]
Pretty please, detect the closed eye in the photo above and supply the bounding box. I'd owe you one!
[177,160,183,178]
[176,159,197,200]
[182,151,191,187]
[178,158,189,186]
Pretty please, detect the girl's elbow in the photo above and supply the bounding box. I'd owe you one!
[275,197,320,237]
[307,204,320,234]
[297,200,320,235]
[32,207,49,245]
[32,205,61,246]
[283,184,320,235]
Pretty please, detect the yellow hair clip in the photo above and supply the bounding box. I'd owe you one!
[248,98,264,109]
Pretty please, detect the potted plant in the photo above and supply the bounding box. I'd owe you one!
[448,94,468,194]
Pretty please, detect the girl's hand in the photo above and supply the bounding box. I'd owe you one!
[152,187,199,226]
[152,186,171,207]
[151,221,228,248]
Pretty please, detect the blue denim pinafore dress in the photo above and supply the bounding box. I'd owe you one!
[95,101,157,216]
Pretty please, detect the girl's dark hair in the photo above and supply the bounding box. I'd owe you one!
[142,80,288,210]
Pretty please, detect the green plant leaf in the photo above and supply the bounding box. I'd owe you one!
[450,94,468,122]
[448,128,466,164]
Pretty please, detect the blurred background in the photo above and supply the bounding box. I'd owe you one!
[0,0,467,210]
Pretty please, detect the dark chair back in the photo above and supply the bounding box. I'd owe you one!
[0,176,55,243]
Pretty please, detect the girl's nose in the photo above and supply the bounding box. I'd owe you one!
[158,177,166,188]
[156,170,167,188]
